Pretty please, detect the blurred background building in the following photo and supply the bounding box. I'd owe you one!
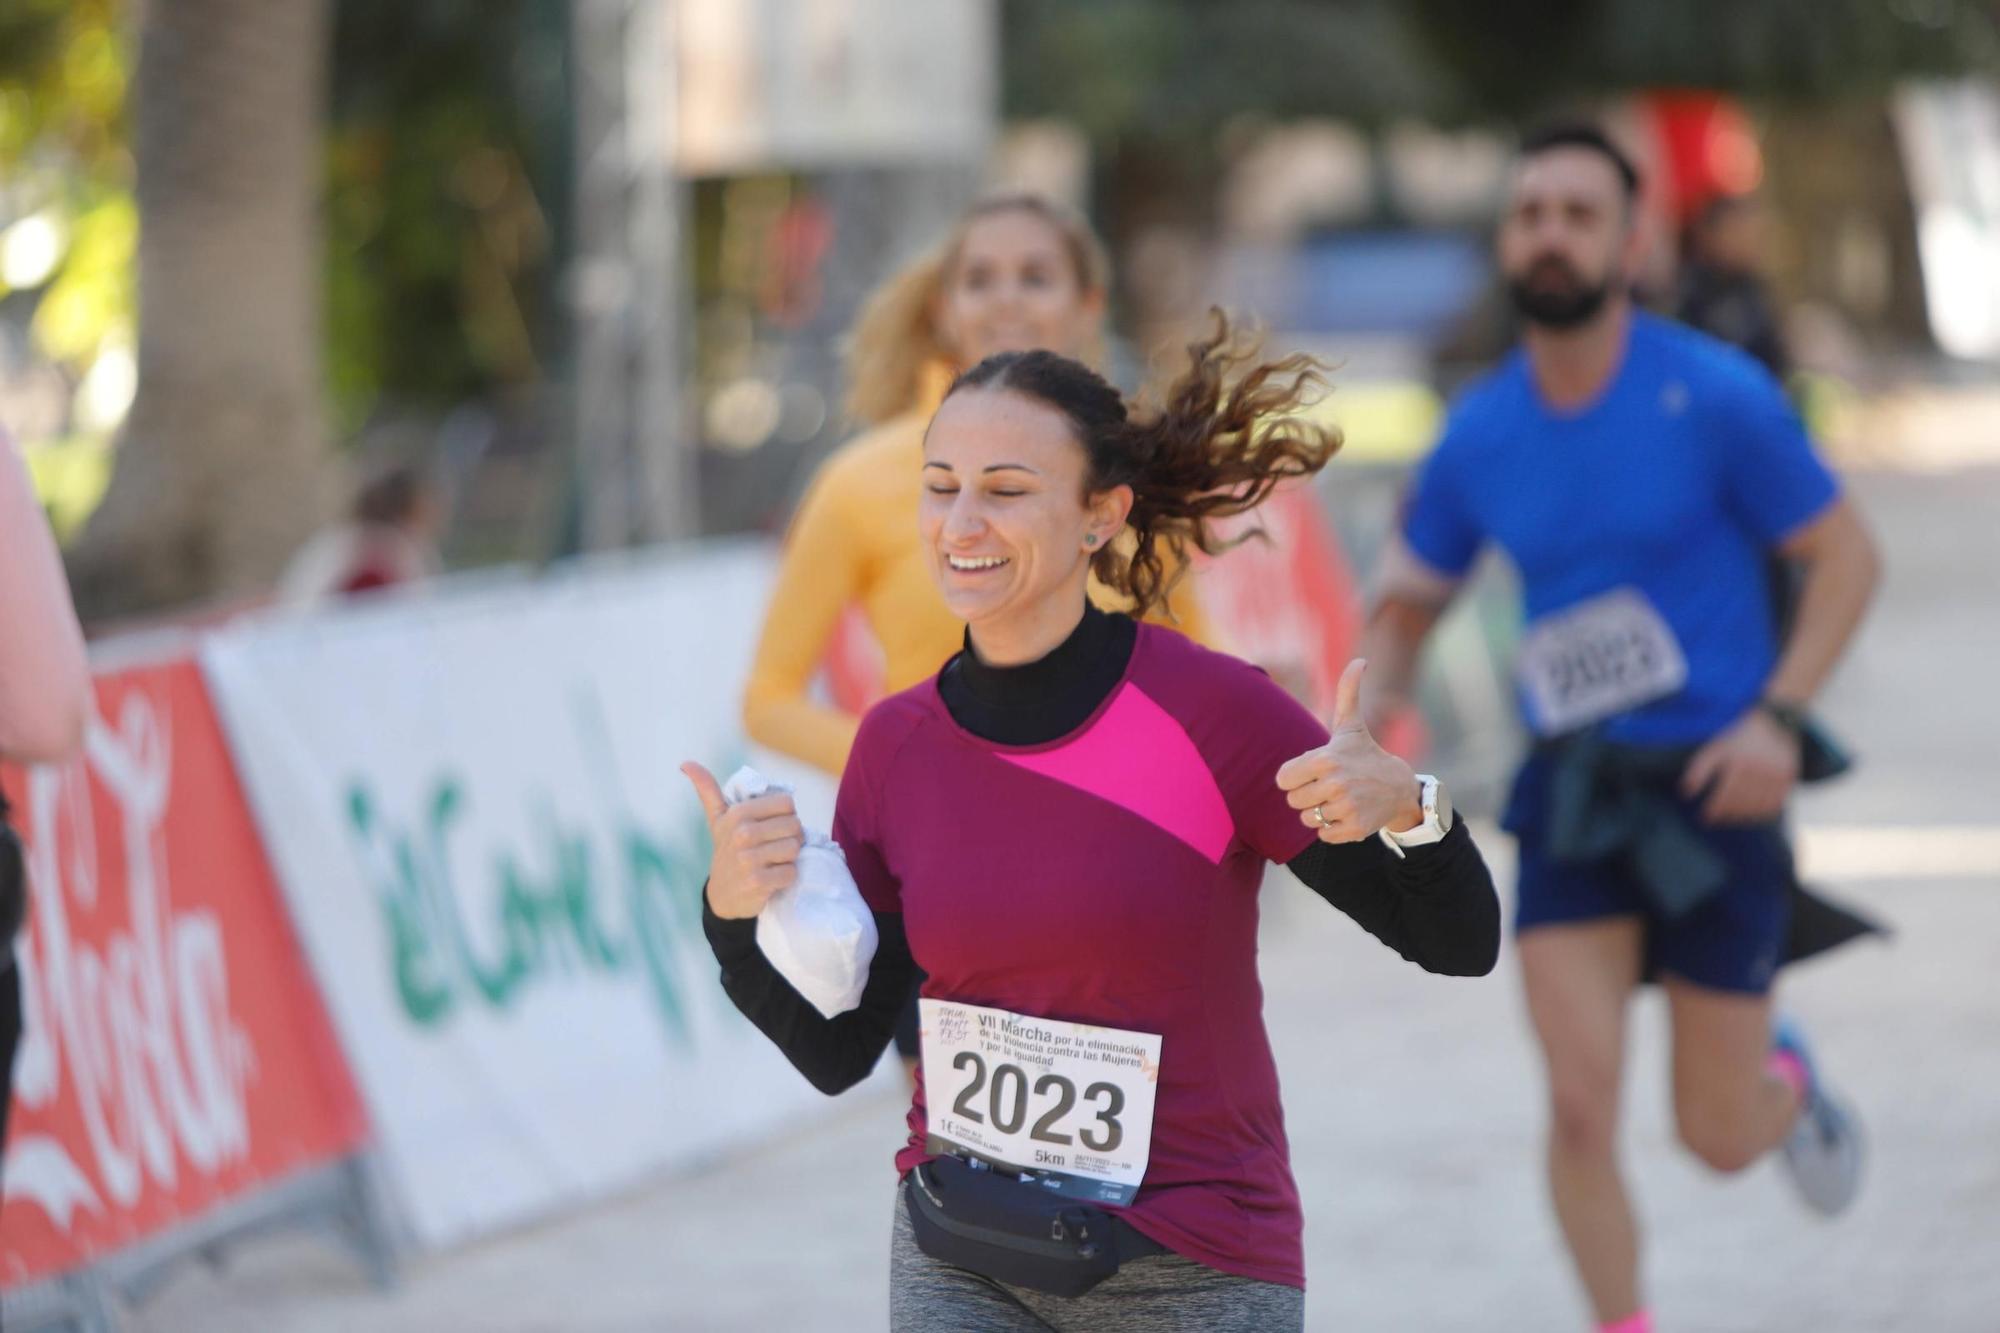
[0,0,1996,625]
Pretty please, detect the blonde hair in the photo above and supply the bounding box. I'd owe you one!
[843,193,1111,426]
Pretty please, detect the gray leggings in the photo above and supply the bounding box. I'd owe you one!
[889,1187,1304,1332]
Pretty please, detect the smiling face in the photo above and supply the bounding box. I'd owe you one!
[920,386,1130,661]
[933,208,1105,368]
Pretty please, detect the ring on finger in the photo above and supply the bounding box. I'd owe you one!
[1310,803,1330,828]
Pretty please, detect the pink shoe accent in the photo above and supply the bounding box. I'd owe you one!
[1598,1311,1653,1333]
[1768,1049,1810,1102]
[999,683,1235,864]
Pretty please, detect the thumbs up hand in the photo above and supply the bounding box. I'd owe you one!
[1274,660,1425,845]
[681,761,806,919]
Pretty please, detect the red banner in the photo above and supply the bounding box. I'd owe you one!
[1201,485,1425,757]
[823,604,887,718]
[1201,485,1364,715]
[1,658,367,1289]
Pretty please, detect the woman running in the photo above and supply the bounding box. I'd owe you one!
[686,318,1501,1330]
[1,427,93,1188]
[743,192,1212,1078]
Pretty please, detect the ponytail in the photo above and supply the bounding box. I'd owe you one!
[844,247,952,426]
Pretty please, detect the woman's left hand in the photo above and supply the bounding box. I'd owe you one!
[1275,660,1424,844]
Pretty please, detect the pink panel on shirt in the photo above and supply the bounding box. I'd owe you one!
[998,683,1234,864]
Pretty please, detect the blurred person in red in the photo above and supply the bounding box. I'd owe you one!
[0,426,93,1186]
[278,463,443,605]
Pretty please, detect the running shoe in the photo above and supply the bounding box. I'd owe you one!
[1772,1018,1865,1216]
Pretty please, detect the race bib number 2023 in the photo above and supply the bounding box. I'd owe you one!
[919,998,1163,1205]
[1516,587,1688,736]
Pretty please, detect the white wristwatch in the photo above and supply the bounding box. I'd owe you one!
[1378,774,1453,858]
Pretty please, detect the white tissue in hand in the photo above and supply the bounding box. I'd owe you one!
[721,766,878,1019]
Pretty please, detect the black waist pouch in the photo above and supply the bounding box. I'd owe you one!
[902,1157,1160,1298]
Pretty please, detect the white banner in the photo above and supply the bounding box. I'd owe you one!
[198,544,863,1248]
[678,0,996,174]
[1894,81,2000,361]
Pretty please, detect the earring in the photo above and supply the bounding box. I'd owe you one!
[1083,534,1098,549]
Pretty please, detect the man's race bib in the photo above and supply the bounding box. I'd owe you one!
[919,998,1162,1205]
[1516,587,1688,735]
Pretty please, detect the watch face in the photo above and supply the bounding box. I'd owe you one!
[1434,780,1454,834]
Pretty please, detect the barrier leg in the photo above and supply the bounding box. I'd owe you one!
[0,1269,120,1333]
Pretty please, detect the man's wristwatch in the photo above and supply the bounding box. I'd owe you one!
[1757,698,1809,738]
[1378,774,1453,857]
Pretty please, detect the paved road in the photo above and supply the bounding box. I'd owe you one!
[127,468,2000,1331]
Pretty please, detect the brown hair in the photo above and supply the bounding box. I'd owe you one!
[844,192,1110,426]
[946,311,1342,618]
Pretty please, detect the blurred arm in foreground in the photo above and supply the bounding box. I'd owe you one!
[0,430,91,762]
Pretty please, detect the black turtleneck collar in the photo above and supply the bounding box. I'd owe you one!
[939,602,1138,746]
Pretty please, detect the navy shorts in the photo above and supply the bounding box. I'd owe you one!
[1505,754,1793,995]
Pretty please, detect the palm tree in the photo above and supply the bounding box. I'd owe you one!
[68,0,337,620]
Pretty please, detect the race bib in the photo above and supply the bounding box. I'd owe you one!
[1516,587,1688,735]
[919,998,1162,1205]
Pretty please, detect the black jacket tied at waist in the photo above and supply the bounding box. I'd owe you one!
[1542,731,1730,920]
[1508,723,1883,974]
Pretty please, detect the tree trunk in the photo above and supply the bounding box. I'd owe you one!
[1759,103,1932,350]
[68,0,336,621]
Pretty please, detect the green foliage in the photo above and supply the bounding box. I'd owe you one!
[1400,0,1601,119]
[0,0,133,376]
[1003,0,1453,142]
[1003,0,2000,140]
[1406,0,1999,114]
[0,0,126,175]
[3,0,573,463]
[21,433,110,539]
[30,192,133,362]
[324,0,570,435]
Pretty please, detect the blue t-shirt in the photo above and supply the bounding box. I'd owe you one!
[1402,312,1839,745]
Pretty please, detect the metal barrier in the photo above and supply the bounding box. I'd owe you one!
[1,1154,398,1333]
[0,1272,116,1333]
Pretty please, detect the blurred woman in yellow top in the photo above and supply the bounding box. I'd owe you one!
[742,193,1210,776]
